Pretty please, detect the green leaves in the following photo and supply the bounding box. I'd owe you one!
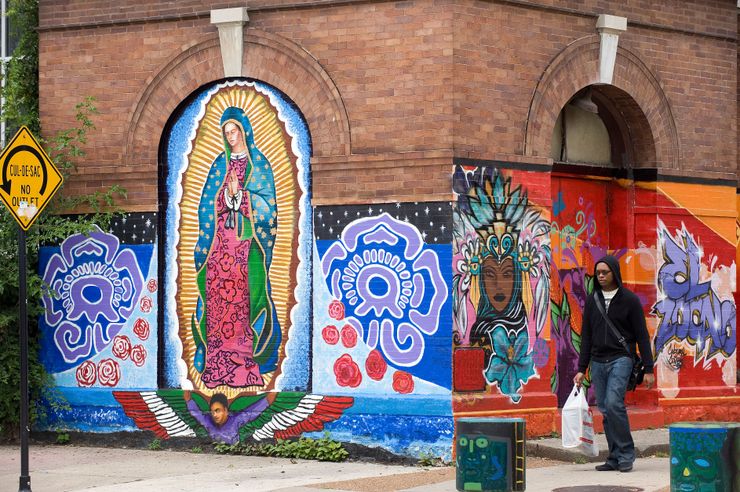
[1,0,40,136]
[571,327,582,355]
[585,274,595,296]
[214,432,349,462]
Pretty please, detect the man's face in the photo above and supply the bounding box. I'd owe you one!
[595,262,616,290]
[223,122,242,150]
[210,401,229,427]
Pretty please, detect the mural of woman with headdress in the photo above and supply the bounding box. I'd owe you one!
[464,170,528,345]
[452,165,550,402]
[193,106,281,388]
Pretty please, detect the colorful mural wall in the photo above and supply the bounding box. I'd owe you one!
[39,219,159,388]
[452,164,737,432]
[37,215,159,430]
[34,102,738,455]
[451,165,553,410]
[163,80,309,395]
[549,176,613,408]
[38,80,354,444]
[651,182,737,402]
[314,203,454,458]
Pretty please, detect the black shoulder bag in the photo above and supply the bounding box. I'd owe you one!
[593,294,645,391]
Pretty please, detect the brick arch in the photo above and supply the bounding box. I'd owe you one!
[524,35,679,169]
[124,29,351,168]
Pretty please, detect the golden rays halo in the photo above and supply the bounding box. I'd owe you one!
[177,85,298,398]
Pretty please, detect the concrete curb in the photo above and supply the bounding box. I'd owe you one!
[526,440,670,463]
[527,428,670,463]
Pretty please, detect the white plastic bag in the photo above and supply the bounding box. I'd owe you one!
[561,385,598,457]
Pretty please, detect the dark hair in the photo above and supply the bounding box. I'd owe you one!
[210,393,229,409]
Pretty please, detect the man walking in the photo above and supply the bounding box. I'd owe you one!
[573,255,655,472]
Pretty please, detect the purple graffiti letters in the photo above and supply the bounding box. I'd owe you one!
[653,227,736,360]
[43,226,144,364]
[658,229,709,301]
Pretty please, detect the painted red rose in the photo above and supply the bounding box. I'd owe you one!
[328,299,345,320]
[133,318,150,341]
[334,354,362,388]
[131,345,147,367]
[97,358,121,387]
[365,350,387,381]
[76,360,97,387]
[392,370,414,394]
[322,325,339,345]
[340,324,358,348]
[140,296,153,313]
[111,335,132,360]
[147,278,158,293]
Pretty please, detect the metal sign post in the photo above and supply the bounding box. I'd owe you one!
[18,227,29,492]
[0,127,64,492]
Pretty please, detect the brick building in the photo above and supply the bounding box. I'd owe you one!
[35,0,738,461]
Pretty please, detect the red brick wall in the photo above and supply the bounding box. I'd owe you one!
[38,0,737,210]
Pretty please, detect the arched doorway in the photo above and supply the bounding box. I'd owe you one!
[549,84,652,406]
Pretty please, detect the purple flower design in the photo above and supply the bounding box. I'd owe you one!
[42,226,144,365]
[321,213,447,377]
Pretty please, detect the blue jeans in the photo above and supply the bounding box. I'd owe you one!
[590,356,634,467]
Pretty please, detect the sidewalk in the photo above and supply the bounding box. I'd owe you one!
[0,428,671,492]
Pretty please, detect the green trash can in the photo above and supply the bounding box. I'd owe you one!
[456,417,526,492]
[669,421,740,492]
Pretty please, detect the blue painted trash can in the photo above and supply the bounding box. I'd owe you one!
[669,421,740,492]
[456,417,526,492]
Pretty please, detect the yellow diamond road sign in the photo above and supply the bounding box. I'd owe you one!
[0,126,63,230]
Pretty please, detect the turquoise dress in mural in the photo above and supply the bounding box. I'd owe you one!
[193,107,281,387]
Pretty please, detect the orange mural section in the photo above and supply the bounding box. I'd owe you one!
[452,164,738,434]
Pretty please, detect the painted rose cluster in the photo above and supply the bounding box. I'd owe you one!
[74,278,156,388]
[325,299,414,394]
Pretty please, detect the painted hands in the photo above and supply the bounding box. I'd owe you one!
[227,170,240,197]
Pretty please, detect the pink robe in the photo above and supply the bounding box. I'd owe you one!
[201,154,264,388]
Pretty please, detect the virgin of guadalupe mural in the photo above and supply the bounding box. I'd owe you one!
[193,107,280,388]
[173,83,302,395]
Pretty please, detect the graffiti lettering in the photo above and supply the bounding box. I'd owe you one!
[653,226,736,361]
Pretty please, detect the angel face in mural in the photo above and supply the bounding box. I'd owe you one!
[184,391,265,444]
[193,106,281,389]
[208,392,230,426]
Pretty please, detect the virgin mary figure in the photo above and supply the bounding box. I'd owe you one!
[192,106,281,388]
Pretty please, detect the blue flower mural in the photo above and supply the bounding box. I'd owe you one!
[483,326,535,403]
[320,213,450,387]
[41,226,145,372]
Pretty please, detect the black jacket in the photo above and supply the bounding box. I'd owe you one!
[577,255,654,374]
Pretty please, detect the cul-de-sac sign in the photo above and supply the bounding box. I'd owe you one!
[0,126,63,230]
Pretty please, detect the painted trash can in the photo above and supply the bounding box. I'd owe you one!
[456,417,526,492]
[669,421,740,492]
